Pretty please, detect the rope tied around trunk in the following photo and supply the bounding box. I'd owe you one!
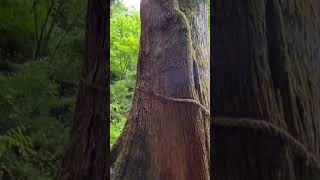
[137,87,320,172]
[136,87,210,115]
[153,92,210,115]
[78,82,319,172]
[213,117,320,172]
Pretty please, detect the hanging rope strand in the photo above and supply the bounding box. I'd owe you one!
[153,92,210,115]
[79,81,320,172]
[213,117,320,172]
[137,87,320,172]
[136,87,210,115]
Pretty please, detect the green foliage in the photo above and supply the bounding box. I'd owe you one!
[0,0,85,62]
[0,0,83,179]
[0,0,140,178]
[0,0,35,61]
[0,61,76,179]
[110,1,140,81]
[110,1,140,146]
[110,116,126,147]
[111,77,135,122]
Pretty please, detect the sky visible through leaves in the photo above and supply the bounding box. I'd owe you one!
[123,0,140,10]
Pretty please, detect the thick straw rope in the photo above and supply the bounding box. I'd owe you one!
[144,88,320,172]
[82,82,320,172]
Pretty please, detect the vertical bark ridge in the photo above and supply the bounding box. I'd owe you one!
[213,0,320,179]
[110,0,209,179]
[58,0,108,179]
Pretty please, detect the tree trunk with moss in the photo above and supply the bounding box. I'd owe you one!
[212,0,320,179]
[58,0,108,180]
[111,0,210,179]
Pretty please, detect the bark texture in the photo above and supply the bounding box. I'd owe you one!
[212,0,320,179]
[111,0,210,179]
[58,0,109,180]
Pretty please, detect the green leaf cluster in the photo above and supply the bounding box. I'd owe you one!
[0,0,84,179]
[110,1,140,146]
[0,61,76,179]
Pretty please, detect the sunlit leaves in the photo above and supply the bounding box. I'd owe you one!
[110,2,140,81]
[110,1,140,146]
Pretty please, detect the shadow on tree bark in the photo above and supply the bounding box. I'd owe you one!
[212,0,320,179]
[58,0,109,180]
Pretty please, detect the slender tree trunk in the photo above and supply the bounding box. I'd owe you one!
[58,0,109,179]
[33,0,56,60]
[111,0,210,179]
[212,0,320,179]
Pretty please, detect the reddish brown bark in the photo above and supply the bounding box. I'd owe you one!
[111,0,210,179]
[212,0,320,179]
[58,0,109,180]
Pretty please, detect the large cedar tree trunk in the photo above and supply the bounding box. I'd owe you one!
[111,0,210,179]
[58,0,109,179]
[213,0,320,179]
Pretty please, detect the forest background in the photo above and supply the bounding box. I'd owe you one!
[0,0,139,179]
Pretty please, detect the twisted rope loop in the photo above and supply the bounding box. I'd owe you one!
[80,82,320,172]
[140,88,320,172]
[213,117,320,172]
[136,87,210,115]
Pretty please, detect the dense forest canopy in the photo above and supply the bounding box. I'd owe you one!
[0,0,140,178]
[0,0,85,179]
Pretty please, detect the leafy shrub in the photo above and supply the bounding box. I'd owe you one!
[0,0,83,179]
[0,60,76,179]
